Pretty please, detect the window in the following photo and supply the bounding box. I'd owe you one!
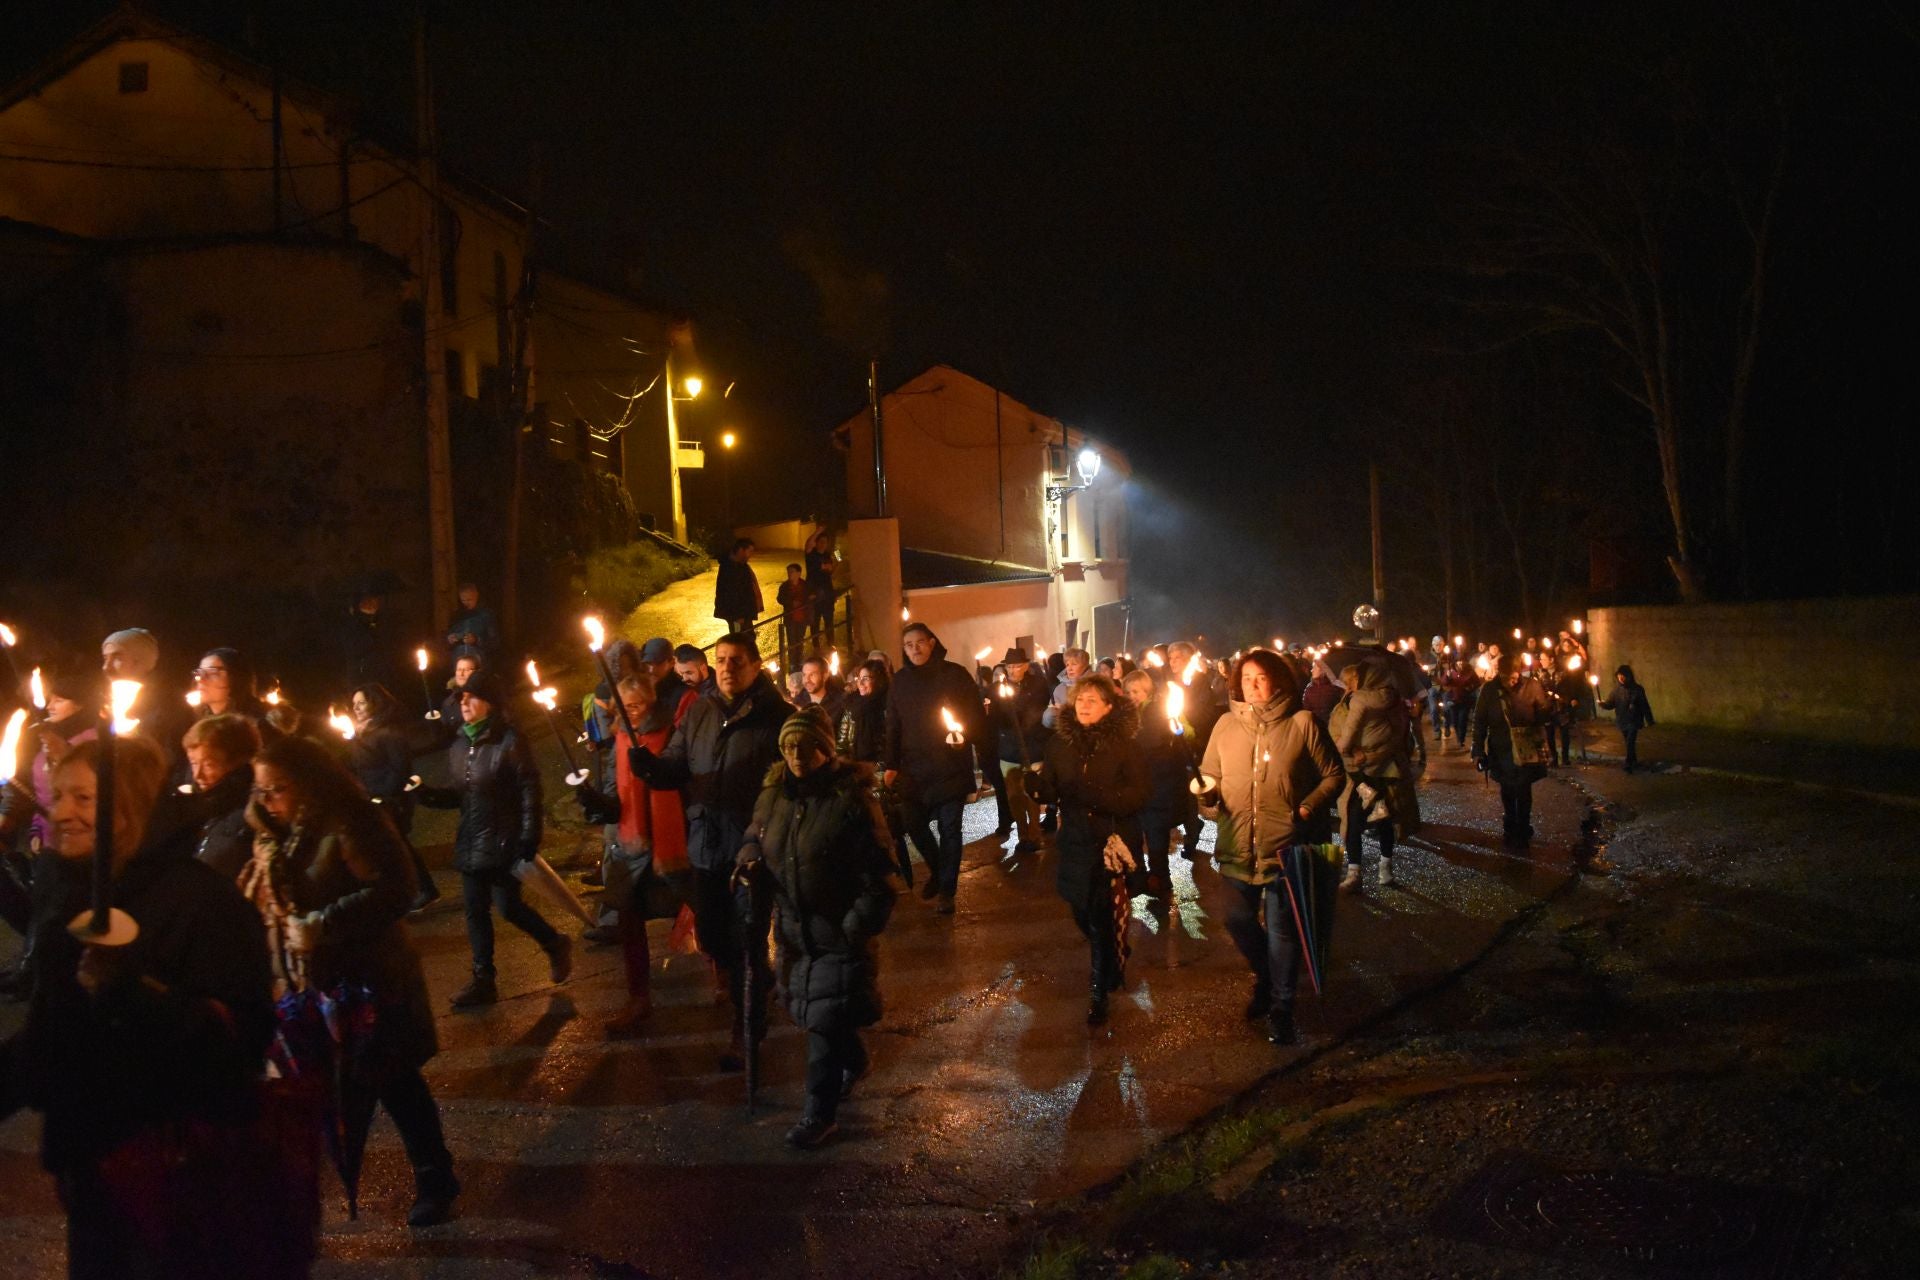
[118,62,148,93]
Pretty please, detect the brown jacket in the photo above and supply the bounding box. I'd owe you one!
[1200,694,1345,885]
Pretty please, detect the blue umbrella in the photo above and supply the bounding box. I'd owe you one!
[1279,843,1342,996]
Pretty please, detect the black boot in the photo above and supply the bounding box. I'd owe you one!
[1266,1007,1297,1045]
[407,1168,460,1228]
[449,971,497,1008]
[1244,979,1272,1021]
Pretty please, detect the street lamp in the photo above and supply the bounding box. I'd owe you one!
[1047,445,1102,501]
[719,429,738,528]
[683,375,704,399]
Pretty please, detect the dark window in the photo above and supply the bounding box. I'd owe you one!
[444,350,463,399]
[118,62,148,93]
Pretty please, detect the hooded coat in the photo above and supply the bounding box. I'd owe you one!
[994,666,1053,765]
[1200,690,1345,885]
[641,673,793,872]
[1599,668,1656,731]
[713,557,763,623]
[192,765,257,881]
[747,760,898,1030]
[1328,662,1422,844]
[1033,698,1150,906]
[883,636,985,806]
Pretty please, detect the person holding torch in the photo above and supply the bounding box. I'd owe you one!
[882,624,984,915]
[0,733,293,1278]
[993,647,1051,856]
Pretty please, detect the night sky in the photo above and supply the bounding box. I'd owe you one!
[13,1,1917,642]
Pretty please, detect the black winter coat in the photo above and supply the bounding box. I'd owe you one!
[1132,697,1193,821]
[713,558,762,622]
[884,644,985,806]
[0,817,273,1176]
[995,667,1052,764]
[1033,702,1149,906]
[836,689,888,763]
[640,675,793,872]
[748,761,897,1030]
[192,766,256,881]
[1600,680,1655,731]
[417,718,543,874]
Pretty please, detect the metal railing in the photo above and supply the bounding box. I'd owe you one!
[701,588,858,671]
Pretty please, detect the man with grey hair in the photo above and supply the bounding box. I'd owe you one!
[101,627,189,769]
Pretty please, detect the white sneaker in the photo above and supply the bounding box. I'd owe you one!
[1338,864,1362,894]
[1378,856,1394,887]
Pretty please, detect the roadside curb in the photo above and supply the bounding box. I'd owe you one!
[1579,750,1920,810]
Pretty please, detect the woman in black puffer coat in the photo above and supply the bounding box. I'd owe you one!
[740,708,897,1151]
[1031,674,1149,1026]
[415,670,567,1007]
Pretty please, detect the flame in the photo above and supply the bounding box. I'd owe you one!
[996,681,1014,698]
[1165,682,1185,734]
[30,667,45,710]
[765,658,780,674]
[1522,652,1534,668]
[415,647,429,672]
[900,606,910,621]
[1512,628,1523,641]
[532,686,559,711]
[0,622,15,647]
[1033,645,1048,662]
[582,616,606,651]
[974,646,994,662]
[1588,673,1600,687]
[264,687,281,706]
[1180,652,1205,685]
[1474,654,1494,677]
[828,650,841,677]
[109,680,141,734]
[326,704,356,739]
[185,689,202,708]
[1571,619,1584,635]
[1567,654,1583,671]
[1453,634,1464,648]
[0,708,26,782]
[1272,637,1285,650]
[1145,650,1165,668]
[939,705,963,734]
[525,658,541,687]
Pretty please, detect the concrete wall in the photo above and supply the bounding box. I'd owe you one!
[845,519,903,657]
[734,520,808,555]
[1589,597,1920,749]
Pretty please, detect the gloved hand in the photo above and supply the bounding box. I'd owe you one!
[574,782,618,825]
[626,744,656,778]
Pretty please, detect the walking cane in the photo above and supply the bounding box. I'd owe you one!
[731,859,765,1116]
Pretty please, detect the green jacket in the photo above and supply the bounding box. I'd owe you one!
[1200,694,1345,885]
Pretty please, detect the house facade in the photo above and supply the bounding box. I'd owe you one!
[0,9,684,648]
[837,366,1132,664]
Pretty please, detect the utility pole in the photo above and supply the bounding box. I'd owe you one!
[663,349,688,545]
[499,159,539,645]
[1369,460,1386,644]
[868,358,887,517]
[414,6,458,628]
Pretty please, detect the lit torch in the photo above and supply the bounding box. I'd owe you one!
[185,689,202,709]
[74,680,145,947]
[1567,654,1583,672]
[582,616,639,739]
[828,650,841,678]
[940,705,965,747]
[417,647,439,719]
[327,704,356,740]
[265,686,281,707]
[29,667,45,711]
[0,708,27,790]
[531,685,589,785]
[1180,652,1205,686]
[1166,682,1203,785]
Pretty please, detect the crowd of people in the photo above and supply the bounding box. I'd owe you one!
[0,600,1654,1278]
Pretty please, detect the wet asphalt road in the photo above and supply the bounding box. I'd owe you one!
[0,738,1591,1279]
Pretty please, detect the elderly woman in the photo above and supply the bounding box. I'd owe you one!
[738,707,897,1149]
[0,736,290,1278]
[574,670,697,1038]
[1199,649,1344,1046]
[182,713,263,880]
[1470,651,1554,847]
[1031,673,1148,1026]
[242,734,457,1227]
[1329,660,1421,891]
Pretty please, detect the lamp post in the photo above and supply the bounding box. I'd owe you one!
[662,357,704,545]
[720,429,737,530]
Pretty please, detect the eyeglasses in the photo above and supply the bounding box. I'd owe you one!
[191,667,230,679]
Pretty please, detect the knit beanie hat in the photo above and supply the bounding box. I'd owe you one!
[102,628,160,675]
[778,705,837,761]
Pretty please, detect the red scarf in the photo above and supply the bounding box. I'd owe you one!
[614,690,696,872]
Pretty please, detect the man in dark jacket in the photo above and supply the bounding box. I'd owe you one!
[417,670,570,1007]
[992,647,1051,854]
[883,623,986,914]
[713,538,763,633]
[444,582,504,667]
[630,631,792,1068]
[739,707,897,1149]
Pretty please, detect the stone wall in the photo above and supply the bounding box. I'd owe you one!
[1588,597,1920,749]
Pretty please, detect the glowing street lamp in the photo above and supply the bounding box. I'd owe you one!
[682,375,704,399]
